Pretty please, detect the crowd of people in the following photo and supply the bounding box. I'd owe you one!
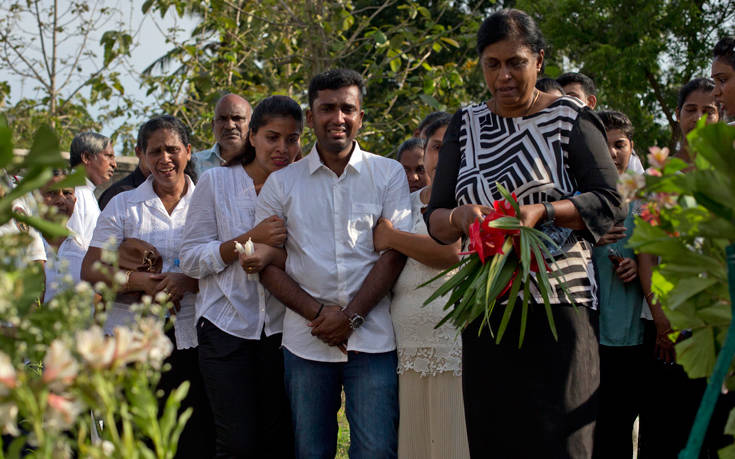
[6,7,735,459]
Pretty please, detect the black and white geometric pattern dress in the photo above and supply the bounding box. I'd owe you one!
[428,96,624,309]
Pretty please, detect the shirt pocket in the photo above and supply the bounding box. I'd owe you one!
[348,203,381,249]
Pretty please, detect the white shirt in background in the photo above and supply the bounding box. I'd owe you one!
[0,197,47,265]
[67,178,100,250]
[256,142,413,363]
[89,175,198,349]
[43,236,85,302]
[179,165,279,340]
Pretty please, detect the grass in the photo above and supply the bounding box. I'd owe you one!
[337,391,350,458]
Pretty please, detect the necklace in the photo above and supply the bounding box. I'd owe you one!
[492,89,540,118]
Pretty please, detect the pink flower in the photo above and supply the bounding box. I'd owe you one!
[647,146,670,169]
[653,192,677,209]
[46,393,82,431]
[0,402,18,435]
[645,168,662,177]
[42,340,79,393]
[617,173,645,202]
[0,352,16,396]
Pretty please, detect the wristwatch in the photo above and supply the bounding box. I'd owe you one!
[542,202,556,224]
[341,308,365,330]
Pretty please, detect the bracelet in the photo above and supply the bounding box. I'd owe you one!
[448,208,457,228]
[645,291,655,301]
[313,303,325,320]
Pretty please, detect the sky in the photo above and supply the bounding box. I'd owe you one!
[5,0,199,153]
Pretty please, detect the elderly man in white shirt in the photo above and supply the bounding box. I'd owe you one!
[256,69,411,459]
[192,94,252,177]
[66,132,116,251]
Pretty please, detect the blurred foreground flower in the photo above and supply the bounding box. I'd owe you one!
[46,393,83,431]
[0,351,17,395]
[42,340,79,392]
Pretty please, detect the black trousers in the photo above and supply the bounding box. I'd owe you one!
[197,318,293,459]
[462,304,599,459]
[158,325,216,459]
[638,320,735,458]
[592,344,645,459]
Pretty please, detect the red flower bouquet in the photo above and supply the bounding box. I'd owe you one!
[422,183,575,346]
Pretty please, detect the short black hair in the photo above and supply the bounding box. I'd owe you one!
[308,69,364,108]
[396,138,424,162]
[557,72,597,96]
[476,9,546,57]
[677,78,716,111]
[423,114,452,142]
[417,111,449,137]
[713,36,735,70]
[69,132,111,168]
[598,110,634,140]
[536,77,565,95]
[229,95,303,167]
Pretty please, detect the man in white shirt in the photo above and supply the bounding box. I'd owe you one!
[192,94,252,177]
[257,69,411,459]
[66,132,116,251]
[39,171,84,302]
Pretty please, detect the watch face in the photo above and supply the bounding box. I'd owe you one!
[351,315,365,329]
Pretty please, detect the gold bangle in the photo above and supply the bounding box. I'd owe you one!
[448,208,457,228]
[124,270,133,290]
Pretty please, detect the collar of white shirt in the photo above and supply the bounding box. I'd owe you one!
[195,143,224,162]
[84,177,96,191]
[306,141,366,176]
[129,174,196,207]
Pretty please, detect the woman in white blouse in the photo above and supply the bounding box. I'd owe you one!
[179,95,302,458]
[81,115,214,458]
[375,116,469,459]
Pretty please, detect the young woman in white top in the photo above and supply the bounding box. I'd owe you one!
[179,95,302,458]
[82,115,215,458]
[376,116,470,459]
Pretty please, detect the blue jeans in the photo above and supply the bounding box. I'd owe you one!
[283,349,398,459]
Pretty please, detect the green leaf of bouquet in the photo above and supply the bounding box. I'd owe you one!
[666,276,718,310]
[421,256,476,304]
[532,243,558,341]
[520,230,531,280]
[724,407,735,437]
[495,181,521,216]
[519,282,530,347]
[675,327,716,379]
[484,216,522,230]
[496,269,522,344]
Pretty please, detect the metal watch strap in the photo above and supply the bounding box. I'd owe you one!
[543,202,555,224]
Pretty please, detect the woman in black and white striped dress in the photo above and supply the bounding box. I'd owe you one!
[425,9,624,458]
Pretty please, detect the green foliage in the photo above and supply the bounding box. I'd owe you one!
[140,0,493,155]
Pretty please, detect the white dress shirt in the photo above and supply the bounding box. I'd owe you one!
[89,175,198,349]
[43,236,85,302]
[67,178,100,250]
[256,142,412,362]
[179,165,280,340]
[0,197,47,264]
